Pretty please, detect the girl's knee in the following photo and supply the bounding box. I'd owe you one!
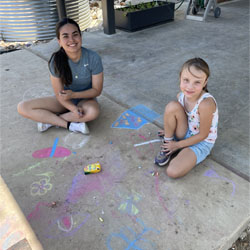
[165,101,183,114]
[166,165,181,179]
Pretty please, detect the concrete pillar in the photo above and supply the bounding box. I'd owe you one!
[101,0,116,34]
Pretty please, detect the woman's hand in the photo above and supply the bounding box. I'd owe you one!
[72,106,84,119]
[161,140,180,155]
[59,90,74,101]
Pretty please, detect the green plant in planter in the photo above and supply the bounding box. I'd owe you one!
[115,0,175,32]
[119,1,167,16]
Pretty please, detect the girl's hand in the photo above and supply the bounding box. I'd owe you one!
[72,107,84,119]
[59,90,74,100]
[161,140,180,155]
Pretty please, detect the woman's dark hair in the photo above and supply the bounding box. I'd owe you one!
[48,18,81,86]
[180,58,210,92]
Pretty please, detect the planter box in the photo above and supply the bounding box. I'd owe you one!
[115,1,175,32]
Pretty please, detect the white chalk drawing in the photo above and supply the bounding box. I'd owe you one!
[134,139,161,147]
[63,132,90,149]
[22,87,51,101]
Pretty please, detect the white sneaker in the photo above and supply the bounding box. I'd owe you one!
[37,122,53,132]
[69,122,89,135]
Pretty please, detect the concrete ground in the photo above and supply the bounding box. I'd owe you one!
[0,0,249,249]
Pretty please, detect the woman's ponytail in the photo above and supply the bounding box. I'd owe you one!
[49,47,72,86]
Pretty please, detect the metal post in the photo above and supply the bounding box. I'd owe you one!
[101,0,116,35]
[56,0,67,20]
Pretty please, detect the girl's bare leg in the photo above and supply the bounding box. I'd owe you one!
[17,96,68,128]
[166,148,197,178]
[60,99,100,123]
[155,101,189,166]
[163,101,188,139]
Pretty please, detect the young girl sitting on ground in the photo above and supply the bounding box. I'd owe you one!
[17,18,103,134]
[155,58,218,178]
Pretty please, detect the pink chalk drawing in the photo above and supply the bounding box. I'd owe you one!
[45,212,91,238]
[27,202,91,239]
[66,168,123,204]
[27,143,127,240]
[130,133,155,158]
[203,168,236,196]
[32,137,71,158]
[66,148,127,204]
[27,202,51,221]
[57,215,73,232]
[0,218,24,250]
[155,175,186,225]
[32,147,71,158]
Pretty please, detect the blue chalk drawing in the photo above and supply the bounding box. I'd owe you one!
[130,105,160,123]
[50,137,59,157]
[111,105,160,130]
[204,168,235,196]
[107,218,160,250]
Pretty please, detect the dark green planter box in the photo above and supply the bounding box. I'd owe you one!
[115,1,175,32]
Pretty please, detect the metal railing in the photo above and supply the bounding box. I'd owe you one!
[0,0,91,42]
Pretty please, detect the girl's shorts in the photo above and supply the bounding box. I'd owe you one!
[176,130,214,164]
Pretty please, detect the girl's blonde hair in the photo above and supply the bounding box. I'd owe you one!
[180,58,210,92]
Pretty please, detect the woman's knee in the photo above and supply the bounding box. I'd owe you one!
[17,101,29,117]
[83,104,100,121]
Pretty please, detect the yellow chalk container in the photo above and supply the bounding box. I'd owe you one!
[84,162,101,174]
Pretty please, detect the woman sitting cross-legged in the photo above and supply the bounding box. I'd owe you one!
[17,18,103,134]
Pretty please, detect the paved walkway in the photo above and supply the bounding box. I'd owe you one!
[0,0,249,249]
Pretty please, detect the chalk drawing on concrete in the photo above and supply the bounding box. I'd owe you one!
[27,202,50,221]
[57,215,73,232]
[32,137,71,158]
[63,132,90,150]
[27,201,91,239]
[203,168,236,196]
[66,147,127,204]
[13,162,42,177]
[45,212,91,239]
[22,87,51,101]
[106,217,160,250]
[32,137,71,159]
[118,191,141,216]
[111,105,160,130]
[134,139,161,147]
[154,175,187,226]
[130,133,156,161]
[0,218,24,250]
[30,172,54,196]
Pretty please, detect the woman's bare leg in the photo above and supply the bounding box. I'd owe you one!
[60,99,100,123]
[17,96,68,128]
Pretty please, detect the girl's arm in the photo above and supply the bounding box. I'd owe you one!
[50,75,78,113]
[163,98,216,153]
[70,72,104,99]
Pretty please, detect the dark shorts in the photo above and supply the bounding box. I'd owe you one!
[71,98,97,106]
